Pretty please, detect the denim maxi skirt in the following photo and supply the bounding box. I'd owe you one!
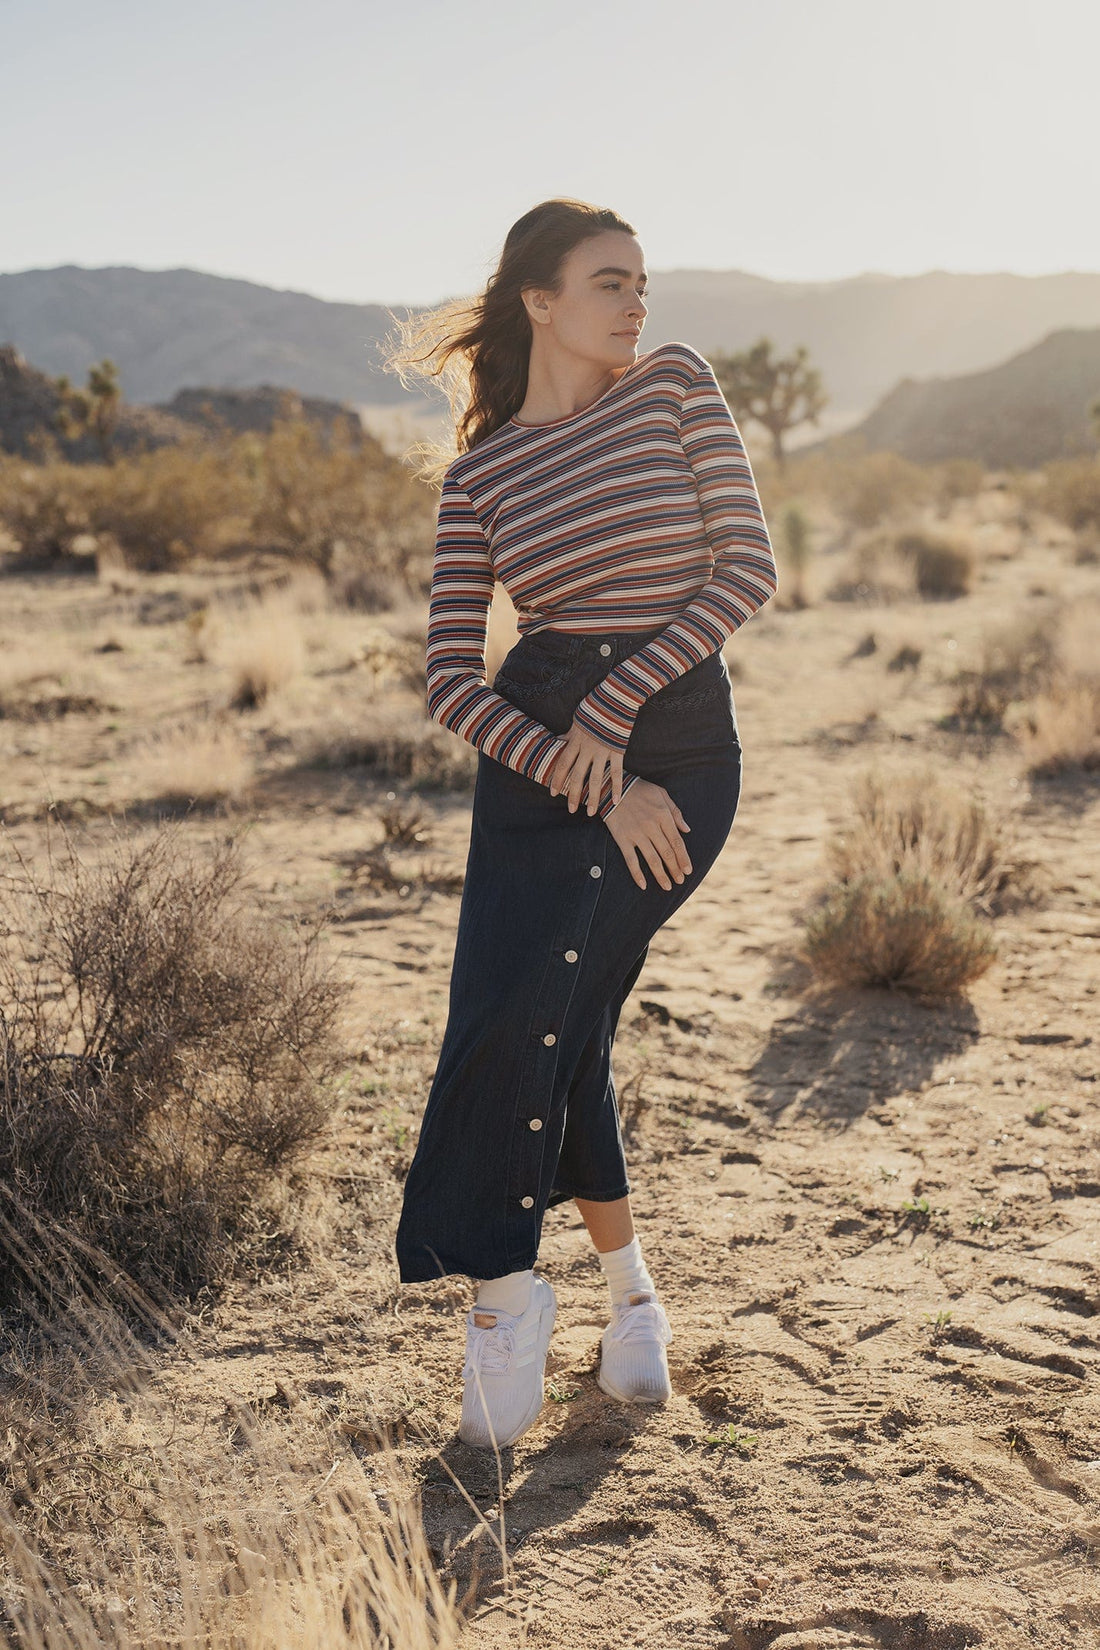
[394,624,743,1284]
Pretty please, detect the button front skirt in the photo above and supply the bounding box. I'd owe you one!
[394,631,743,1284]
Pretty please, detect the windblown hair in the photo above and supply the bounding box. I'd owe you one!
[379,197,636,487]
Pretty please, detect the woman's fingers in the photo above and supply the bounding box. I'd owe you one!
[658,816,692,878]
[636,834,675,892]
[586,753,609,817]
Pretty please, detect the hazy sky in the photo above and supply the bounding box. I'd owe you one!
[3,0,1095,305]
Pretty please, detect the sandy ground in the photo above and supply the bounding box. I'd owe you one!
[1,498,1098,1649]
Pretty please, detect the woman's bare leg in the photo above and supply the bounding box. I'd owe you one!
[574,1192,635,1254]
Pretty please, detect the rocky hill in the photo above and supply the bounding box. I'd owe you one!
[3,264,1100,431]
[0,344,376,461]
[823,327,1100,468]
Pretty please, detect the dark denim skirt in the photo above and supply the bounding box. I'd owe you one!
[394,625,742,1284]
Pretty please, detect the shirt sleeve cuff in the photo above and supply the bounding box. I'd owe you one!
[570,682,644,752]
[597,768,639,820]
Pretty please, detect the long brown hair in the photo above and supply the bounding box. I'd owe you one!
[380,197,636,487]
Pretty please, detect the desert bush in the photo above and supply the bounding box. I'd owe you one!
[949,612,1060,728]
[830,525,973,603]
[801,768,1031,996]
[897,529,974,598]
[930,458,986,512]
[0,455,94,563]
[217,591,308,709]
[250,417,436,600]
[804,871,998,996]
[1038,456,1100,532]
[828,533,917,602]
[827,769,1029,917]
[824,450,931,531]
[0,827,345,1297]
[303,714,476,790]
[1016,678,1100,777]
[84,439,252,571]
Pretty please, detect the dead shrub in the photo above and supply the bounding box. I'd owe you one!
[825,450,931,531]
[829,534,917,603]
[827,769,1031,917]
[804,872,997,996]
[1016,678,1100,776]
[801,768,1035,997]
[949,612,1061,729]
[1038,457,1100,532]
[219,593,307,709]
[303,716,476,790]
[0,826,346,1299]
[931,458,986,512]
[378,795,433,847]
[898,529,974,598]
[140,719,255,807]
[830,524,974,603]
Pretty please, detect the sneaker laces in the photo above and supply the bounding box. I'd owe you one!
[608,1294,668,1345]
[464,1314,517,1377]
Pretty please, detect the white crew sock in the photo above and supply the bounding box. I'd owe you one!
[597,1235,658,1309]
[474,1268,535,1319]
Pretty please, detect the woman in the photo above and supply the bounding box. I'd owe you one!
[385,198,777,1452]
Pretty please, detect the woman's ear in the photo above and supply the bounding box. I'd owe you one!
[519,285,552,328]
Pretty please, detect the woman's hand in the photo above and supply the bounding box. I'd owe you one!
[601,779,693,891]
[548,718,624,816]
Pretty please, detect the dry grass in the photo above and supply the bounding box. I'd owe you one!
[218,594,308,710]
[1037,456,1100,533]
[804,871,998,996]
[949,600,1100,775]
[949,612,1061,728]
[801,768,1032,996]
[0,637,107,721]
[302,712,477,791]
[0,825,346,1298]
[826,769,1030,917]
[0,1272,468,1650]
[1017,679,1100,776]
[139,719,255,808]
[829,525,975,603]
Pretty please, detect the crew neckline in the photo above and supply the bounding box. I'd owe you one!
[509,347,654,429]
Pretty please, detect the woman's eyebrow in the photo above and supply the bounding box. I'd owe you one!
[588,266,648,284]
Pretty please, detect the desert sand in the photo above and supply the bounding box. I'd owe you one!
[1,489,1098,1649]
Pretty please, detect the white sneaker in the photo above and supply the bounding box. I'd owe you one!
[597,1291,673,1403]
[458,1274,557,1449]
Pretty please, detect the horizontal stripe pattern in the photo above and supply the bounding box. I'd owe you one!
[425,341,778,820]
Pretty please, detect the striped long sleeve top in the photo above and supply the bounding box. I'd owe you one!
[425,339,778,821]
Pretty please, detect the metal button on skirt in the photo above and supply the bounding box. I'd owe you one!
[394,624,743,1284]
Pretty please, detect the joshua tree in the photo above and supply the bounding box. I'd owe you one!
[710,337,826,470]
[53,358,122,463]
